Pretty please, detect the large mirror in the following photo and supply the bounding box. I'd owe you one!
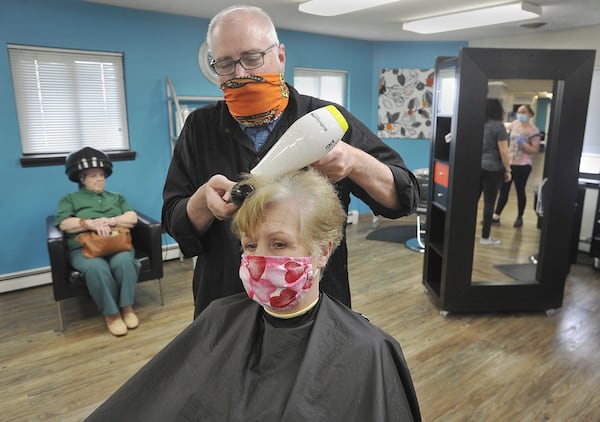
[423,48,596,313]
[471,79,553,285]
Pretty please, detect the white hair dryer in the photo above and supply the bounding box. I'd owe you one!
[230,105,348,205]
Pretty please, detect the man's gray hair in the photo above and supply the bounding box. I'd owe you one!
[207,5,279,50]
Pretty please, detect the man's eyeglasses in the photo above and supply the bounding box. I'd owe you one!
[210,44,278,76]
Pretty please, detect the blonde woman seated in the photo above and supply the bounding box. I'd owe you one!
[87,169,421,421]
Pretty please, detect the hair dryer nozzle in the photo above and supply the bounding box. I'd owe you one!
[230,183,256,206]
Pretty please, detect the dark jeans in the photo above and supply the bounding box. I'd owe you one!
[495,164,532,219]
[479,169,503,239]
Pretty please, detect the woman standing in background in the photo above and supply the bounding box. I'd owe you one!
[493,104,541,228]
[479,99,511,245]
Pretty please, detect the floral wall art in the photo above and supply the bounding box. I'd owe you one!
[377,68,434,139]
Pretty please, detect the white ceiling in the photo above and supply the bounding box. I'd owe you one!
[83,0,600,42]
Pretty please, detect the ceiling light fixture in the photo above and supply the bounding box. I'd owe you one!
[298,0,400,17]
[402,1,542,34]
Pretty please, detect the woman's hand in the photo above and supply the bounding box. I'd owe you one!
[94,217,116,227]
[60,216,116,234]
[82,218,112,236]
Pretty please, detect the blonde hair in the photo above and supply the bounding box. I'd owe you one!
[207,5,279,50]
[232,169,346,258]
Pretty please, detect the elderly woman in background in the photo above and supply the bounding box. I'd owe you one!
[87,168,421,421]
[55,147,139,337]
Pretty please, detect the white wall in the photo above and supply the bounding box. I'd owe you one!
[469,24,600,66]
[470,24,600,157]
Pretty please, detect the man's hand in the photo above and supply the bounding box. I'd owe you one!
[186,174,239,233]
[311,140,401,210]
[203,175,239,221]
[310,141,356,182]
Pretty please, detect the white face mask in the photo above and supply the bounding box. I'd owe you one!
[516,113,529,123]
[239,255,314,311]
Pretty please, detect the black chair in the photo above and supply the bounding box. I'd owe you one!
[47,211,164,331]
[405,168,429,253]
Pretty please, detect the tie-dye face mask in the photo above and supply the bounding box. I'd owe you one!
[221,73,289,127]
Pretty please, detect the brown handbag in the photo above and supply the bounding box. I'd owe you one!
[76,218,133,258]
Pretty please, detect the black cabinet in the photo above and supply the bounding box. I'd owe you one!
[589,184,600,269]
[422,48,596,314]
[422,59,453,300]
[592,199,600,257]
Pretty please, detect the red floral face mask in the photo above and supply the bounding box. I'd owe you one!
[239,255,314,310]
[221,73,289,127]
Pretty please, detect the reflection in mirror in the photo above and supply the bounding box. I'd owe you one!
[471,79,553,285]
[436,68,457,116]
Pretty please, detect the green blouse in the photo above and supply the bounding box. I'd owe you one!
[55,188,134,250]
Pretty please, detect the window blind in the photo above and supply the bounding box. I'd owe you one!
[293,67,347,107]
[8,45,130,154]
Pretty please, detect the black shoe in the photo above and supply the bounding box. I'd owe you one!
[513,217,523,228]
[491,217,500,226]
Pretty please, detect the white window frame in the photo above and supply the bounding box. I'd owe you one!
[8,44,130,157]
[293,67,347,107]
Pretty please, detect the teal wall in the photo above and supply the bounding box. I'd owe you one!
[0,0,465,276]
[536,97,551,134]
[351,41,466,214]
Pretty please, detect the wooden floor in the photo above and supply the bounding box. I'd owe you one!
[347,218,600,421]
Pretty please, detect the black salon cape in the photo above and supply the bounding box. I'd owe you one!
[86,294,421,422]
